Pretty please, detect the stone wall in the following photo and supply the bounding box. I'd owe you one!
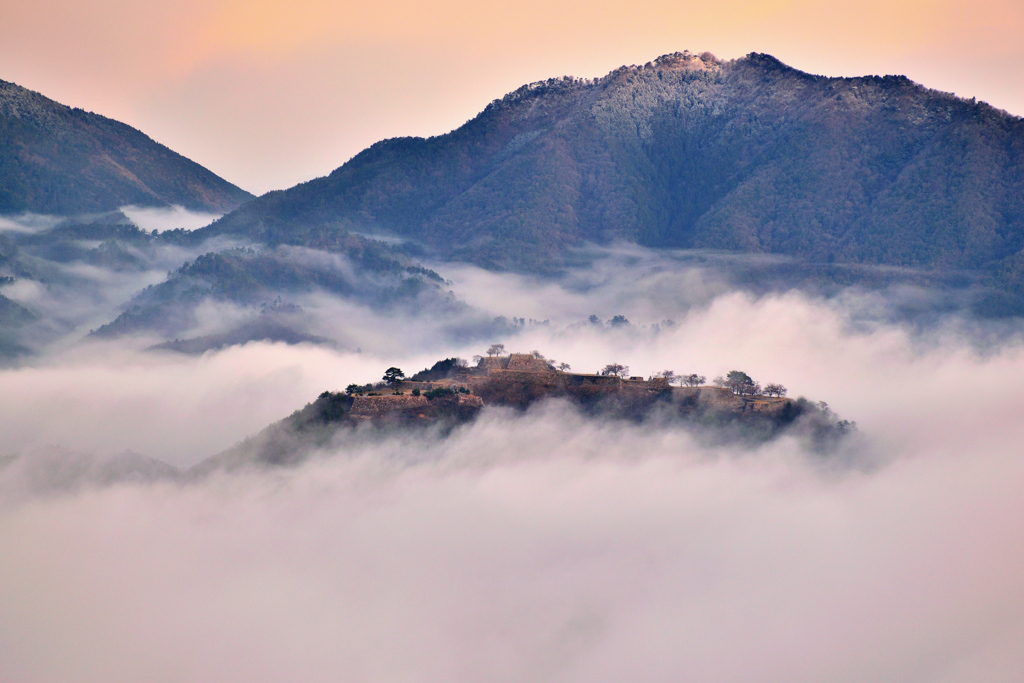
[741,396,792,414]
[477,357,507,372]
[350,394,428,418]
[565,373,621,388]
[505,354,554,372]
[623,376,670,391]
[669,386,792,413]
[350,392,484,421]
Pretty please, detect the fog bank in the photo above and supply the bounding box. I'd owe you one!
[1,398,1022,682]
[1,286,1022,466]
[120,205,221,233]
[2,261,1024,681]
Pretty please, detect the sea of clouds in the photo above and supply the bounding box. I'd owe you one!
[1,239,1024,681]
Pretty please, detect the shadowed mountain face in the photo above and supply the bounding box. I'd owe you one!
[0,79,253,215]
[90,229,454,341]
[202,51,1024,307]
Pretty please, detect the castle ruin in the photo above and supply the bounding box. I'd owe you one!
[347,353,791,419]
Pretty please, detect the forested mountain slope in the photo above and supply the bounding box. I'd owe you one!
[0,79,253,214]
[201,51,1024,305]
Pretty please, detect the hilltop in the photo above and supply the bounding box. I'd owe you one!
[198,51,1024,312]
[195,351,854,473]
[0,79,253,215]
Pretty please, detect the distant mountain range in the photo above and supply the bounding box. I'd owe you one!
[0,79,252,215]
[5,51,1024,346]
[201,51,1024,309]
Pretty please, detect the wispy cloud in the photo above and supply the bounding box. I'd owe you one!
[120,204,221,233]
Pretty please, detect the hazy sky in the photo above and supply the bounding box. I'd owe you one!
[2,0,1022,194]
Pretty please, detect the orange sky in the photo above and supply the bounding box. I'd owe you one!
[2,0,1022,194]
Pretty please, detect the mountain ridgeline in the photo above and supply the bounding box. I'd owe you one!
[0,79,253,214]
[201,51,1024,309]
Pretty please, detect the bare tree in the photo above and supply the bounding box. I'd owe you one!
[472,355,483,365]
[530,350,545,359]
[655,370,677,384]
[487,343,505,357]
[682,374,706,387]
[557,362,571,372]
[763,383,787,397]
[601,363,630,378]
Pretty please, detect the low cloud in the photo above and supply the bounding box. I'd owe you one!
[0,388,1022,682]
[0,213,64,234]
[120,204,222,233]
[1,285,1021,466]
[439,243,1007,331]
[2,255,1024,681]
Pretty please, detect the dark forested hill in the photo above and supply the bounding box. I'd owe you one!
[201,51,1024,307]
[0,80,253,215]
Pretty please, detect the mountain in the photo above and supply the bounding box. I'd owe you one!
[90,228,456,341]
[200,51,1024,309]
[189,353,854,475]
[0,79,253,214]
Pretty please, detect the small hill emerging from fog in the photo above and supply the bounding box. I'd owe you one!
[0,79,253,214]
[203,51,1024,310]
[193,353,854,474]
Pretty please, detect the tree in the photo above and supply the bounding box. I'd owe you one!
[655,370,677,384]
[609,315,630,327]
[472,355,483,364]
[601,363,630,378]
[682,374,706,387]
[725,370,759,395]
[764,383,787,397]
[345,383,364,396]
[588,314,601,325]
[382,367,405,387]
[487,343,505,357]
[557,362,571,372]
[530,350,545,359]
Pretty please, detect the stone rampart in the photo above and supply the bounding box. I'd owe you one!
[671,386,743,410]
[741,397,792,414]
[399,380,458,391]
[505,354,554,372]
[623,376,671,391]
[477,356,507,372]
[350,394,428,418]
[565,373,621,388]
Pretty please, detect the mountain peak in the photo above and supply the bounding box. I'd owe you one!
[202,51,1024,310]
[0,78,253,215]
